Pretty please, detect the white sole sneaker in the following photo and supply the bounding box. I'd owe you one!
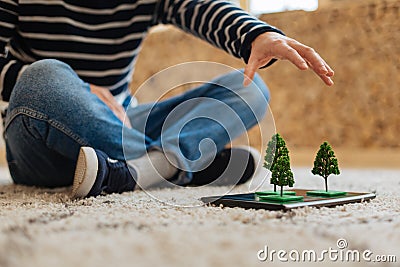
[71,147,99,199]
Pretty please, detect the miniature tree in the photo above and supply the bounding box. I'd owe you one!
[311,141,340,192]
[264,133,289,192]
[259,143,303,202]
[271,155,295,197]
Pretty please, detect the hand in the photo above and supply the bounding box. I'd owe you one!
[90,84,132,128]
[243,32,334,87]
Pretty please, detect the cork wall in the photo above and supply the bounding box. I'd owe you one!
[130,0,399,149]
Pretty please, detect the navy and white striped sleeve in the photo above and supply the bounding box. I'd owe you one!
[0,0,17,53]
[155,0,285,65]
[0,0,29,101]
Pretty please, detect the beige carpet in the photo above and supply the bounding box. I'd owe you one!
[0,167,399,267]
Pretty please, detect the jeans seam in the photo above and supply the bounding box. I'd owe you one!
[5,107,89,147]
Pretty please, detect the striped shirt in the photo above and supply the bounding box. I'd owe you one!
[0,0,283,102]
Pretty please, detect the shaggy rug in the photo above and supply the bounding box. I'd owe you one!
[0,167,399,267]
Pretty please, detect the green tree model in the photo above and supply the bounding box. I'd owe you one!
[311,141,340,192]
[264,133,289,192]
[271,155,295,197]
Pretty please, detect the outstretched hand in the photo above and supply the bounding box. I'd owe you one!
[243,32,334,86]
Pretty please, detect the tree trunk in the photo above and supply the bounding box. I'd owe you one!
[325,178,328,192]
[274,184,277,192]
[280,186,283,197]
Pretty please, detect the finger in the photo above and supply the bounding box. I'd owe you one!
[104,99,121,116]
[304,61,333,86]
[292,44,330,75]
[124,117,132,129]
[324,62,335,77]
[318,73,334,86]
[113,106,126,122]
[115,104,128,121]
[99,90,124,113]
[99,95,126,122]
[106,97,127,118]
[316,58,334,77]
[111,103,126,120]
[243,56,258,87]
[100,88,116,99]
[244,52,276,86]
[89,84,130,122]
[276,45,308,71]
[315,65,334,85]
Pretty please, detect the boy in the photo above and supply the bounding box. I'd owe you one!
[0,0,334,198]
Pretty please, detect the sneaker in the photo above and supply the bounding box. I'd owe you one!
[189,146,262,186]
[71,147,137,198]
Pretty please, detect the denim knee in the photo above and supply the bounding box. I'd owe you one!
[15,59,77,92]
[8,59,86,111]
[29,58,71,72]
[19,59,75,89]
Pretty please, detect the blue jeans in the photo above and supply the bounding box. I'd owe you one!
[4,59,270,188]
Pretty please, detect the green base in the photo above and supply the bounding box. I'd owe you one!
[258,195,304,203]
[306,190,347,197]
[255,191,296,196]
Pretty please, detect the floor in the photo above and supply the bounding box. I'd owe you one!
[0,166,399,267]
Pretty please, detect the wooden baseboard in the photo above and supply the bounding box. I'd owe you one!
[291,148,400,169]
[0,147,398,169]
